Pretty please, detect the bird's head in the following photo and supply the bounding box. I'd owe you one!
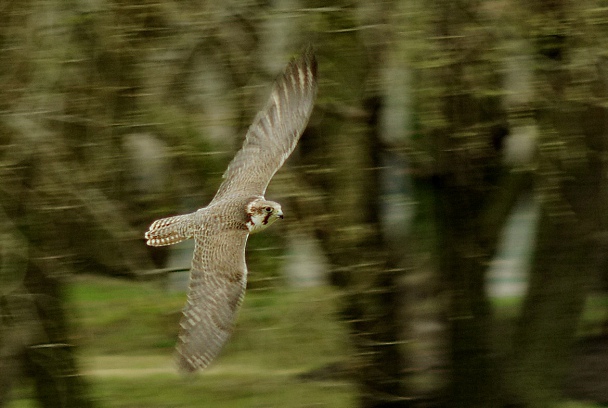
[245,199,284,233]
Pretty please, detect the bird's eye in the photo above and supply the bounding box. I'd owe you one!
[264,207,273,213]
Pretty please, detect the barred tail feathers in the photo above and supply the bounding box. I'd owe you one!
[145,213,194,247]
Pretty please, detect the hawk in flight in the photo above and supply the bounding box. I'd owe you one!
[145,48,317,373]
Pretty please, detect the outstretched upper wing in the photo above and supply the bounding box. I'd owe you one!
[211,47,317,203]
[175,224,249,373]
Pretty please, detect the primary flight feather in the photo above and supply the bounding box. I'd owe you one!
[145,48,317,373]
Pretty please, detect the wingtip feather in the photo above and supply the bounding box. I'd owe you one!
[288,45,318,86]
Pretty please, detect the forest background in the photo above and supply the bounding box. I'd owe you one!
[1,1,607,407]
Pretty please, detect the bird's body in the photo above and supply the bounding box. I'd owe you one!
[145,48,317,373]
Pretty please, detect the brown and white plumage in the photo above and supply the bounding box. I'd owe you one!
[145,48,317,373]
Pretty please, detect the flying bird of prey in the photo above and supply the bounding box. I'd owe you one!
[145,49,317,373]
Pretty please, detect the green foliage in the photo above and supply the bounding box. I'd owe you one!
[556,403,604,408]
[93,375,354,408]
[9,269,605,407]
[246,230,287,289]
[578,293,608,337]
[0,275,356,407]
[10,372,354,408]
[67,276,185,354]
[66,274,350,366]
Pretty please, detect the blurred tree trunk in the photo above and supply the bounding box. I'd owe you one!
[416,1,532,406]
[0,3,93,406]
[22,259,95,408]
[0,136,96,407]
[0,2,165,406]
[299,3,410,407]
[510,1,608,405]
[430,7,505,408]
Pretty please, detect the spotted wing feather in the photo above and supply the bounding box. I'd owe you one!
[211,47,318,203]
[175,226,249,373]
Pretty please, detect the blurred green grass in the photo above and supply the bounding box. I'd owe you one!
[10,375,354,408]
[7,274,605,407]
[13,274,354,407]
[67,274,351,369]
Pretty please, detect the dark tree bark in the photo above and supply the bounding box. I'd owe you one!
[510,1,608,405]
[0,135,96,407]
[415,1,531,406]
[22,259,94,408]
[297,4,411,406]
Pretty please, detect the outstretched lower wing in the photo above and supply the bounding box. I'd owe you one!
[175,226,249,373]
[211,47,318,203]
